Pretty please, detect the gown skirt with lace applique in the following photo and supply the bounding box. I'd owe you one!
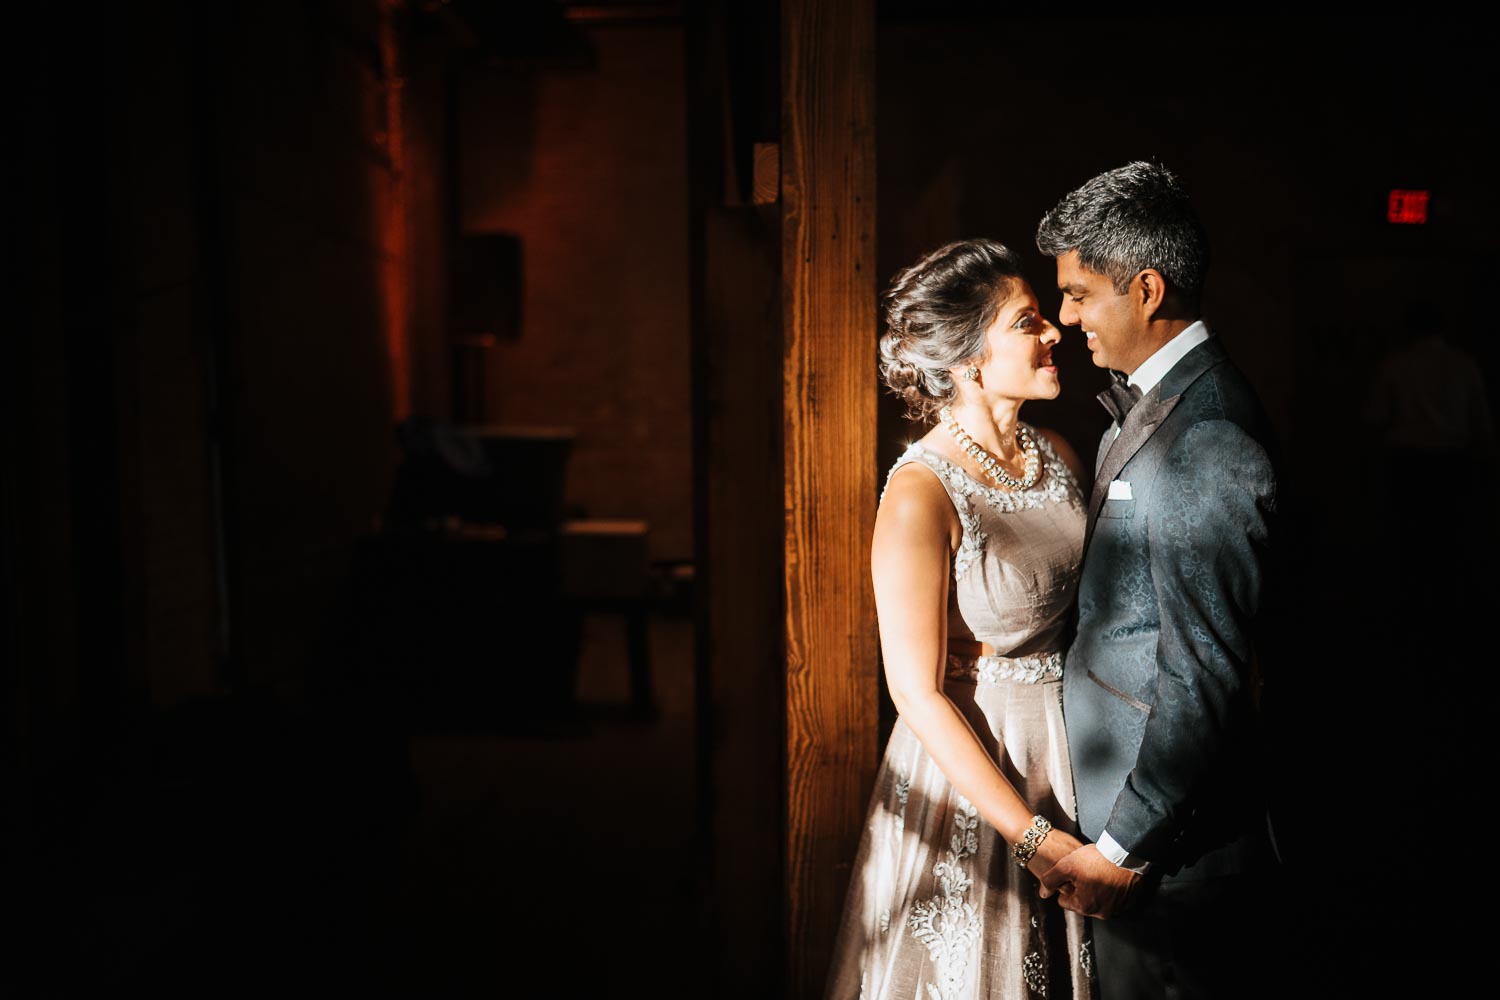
[825,431,1095,1000]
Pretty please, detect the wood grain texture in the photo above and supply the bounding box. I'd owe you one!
[781,1,877,995]
[752,142,780,205]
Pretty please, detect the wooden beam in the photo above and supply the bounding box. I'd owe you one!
[752,142,780,205]
[688,2,785,995]
[781,1,877,995]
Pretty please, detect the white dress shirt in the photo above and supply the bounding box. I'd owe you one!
[1098,319,1211,873]
[1108,320,1212,440]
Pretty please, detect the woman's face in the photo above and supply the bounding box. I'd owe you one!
[963,282,1062,402]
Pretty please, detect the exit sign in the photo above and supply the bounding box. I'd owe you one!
[1388,189,1429,224]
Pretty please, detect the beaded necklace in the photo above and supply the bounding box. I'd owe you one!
[939,406,1040,490]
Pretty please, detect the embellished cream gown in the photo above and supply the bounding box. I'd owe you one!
[826,429,1094,1000]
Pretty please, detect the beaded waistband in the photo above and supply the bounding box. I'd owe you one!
[946,651,1063,685]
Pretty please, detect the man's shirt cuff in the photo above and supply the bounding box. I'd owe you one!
[1098,830,1152,874]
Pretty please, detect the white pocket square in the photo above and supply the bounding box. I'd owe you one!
[1107,479,1133,500]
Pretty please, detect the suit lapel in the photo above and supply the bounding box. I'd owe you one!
[1093,428,1113,479]
[1081,338,1230,555]
[1084,388,1179,549]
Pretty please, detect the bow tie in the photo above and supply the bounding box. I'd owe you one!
[1097,371,1143,426]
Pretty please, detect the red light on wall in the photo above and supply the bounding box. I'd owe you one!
[1388,189,1429,224]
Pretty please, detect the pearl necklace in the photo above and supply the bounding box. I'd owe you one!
[940,407,1040,490]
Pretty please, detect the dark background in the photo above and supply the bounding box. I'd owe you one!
[7,2,1494,995]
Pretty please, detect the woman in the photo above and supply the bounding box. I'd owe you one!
[825,239,1093,1000]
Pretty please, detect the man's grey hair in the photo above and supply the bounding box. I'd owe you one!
[1035,161,1209,307]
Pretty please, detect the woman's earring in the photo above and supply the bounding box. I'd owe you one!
[963,366,980,381]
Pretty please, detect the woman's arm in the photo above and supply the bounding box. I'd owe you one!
[875,463,1081,875]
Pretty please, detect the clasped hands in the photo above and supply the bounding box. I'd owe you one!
[1025,831,1141,920]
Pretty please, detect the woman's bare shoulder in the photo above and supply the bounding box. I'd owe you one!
[877,458,958,546]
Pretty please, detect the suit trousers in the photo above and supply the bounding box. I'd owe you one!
[1089,868,1287,1000]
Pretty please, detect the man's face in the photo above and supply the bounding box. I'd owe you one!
[1054,250,1149,374]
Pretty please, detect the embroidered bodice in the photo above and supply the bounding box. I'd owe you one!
[882,427,1085,672]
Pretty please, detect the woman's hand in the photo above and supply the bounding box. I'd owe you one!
[1026,824,1083,883]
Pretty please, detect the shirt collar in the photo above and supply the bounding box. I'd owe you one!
[1127,320,1211,396]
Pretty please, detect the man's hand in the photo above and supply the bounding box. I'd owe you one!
[1038,844,1141,919]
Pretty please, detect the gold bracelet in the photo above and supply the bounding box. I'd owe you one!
[1011,815,1052,868]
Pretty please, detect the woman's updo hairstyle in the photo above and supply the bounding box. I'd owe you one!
[879,238,1023,422]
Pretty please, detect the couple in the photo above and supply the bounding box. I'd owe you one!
[827,162,1280,1000]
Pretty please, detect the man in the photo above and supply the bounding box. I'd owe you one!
[1034,162,1280,999]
